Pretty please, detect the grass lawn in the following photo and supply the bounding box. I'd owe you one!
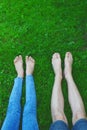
[0,0,87,129]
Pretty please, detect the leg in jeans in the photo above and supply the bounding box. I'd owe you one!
[64,52,86,125]
[1,55,24,130]
[22,56,39,130]
[51,53,68,124]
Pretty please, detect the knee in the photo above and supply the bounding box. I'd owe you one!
[73,111,86,125]
[52,111,67,124]
[7,104,21,114]
[23,103,36,116]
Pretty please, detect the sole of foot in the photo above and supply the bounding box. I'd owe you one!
[14,55,24,78]
[64,52,73,79]
[26,56,35,75]
[52,53,62,79]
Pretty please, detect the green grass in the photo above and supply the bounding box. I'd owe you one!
[0,0,87,129]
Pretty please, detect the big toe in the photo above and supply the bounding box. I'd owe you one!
[19,55,22,59]
[52,53,60,59]
[65,52,72,58]
[19,55,22,61]
[52,53,61,65]
[65,52,73,64]
[14,56,19,63]
[26,56,29,62]
[29,56,35,63]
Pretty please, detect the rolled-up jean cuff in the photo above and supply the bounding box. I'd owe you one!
[50,120,69,130]
[72,118,87,130]
[15,77,23,81]
[26,75,33,79]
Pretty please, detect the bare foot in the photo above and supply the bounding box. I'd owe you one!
[14,55,24,78]
[52,53,62,79]
[64,52,73,79]
[26,56,35,75]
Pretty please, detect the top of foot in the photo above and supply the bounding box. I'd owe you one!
[52,53,62,79]
[14,55,24,78]
[64,52,73,79]
[26,56,35,75]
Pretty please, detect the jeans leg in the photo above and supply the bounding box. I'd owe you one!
[22,75,39,130]
[1,77,23,130]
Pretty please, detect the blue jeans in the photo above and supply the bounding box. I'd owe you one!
[1,75,39,130]
[50,119,87,130]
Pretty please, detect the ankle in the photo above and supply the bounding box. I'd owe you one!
[26,69,33,75]
[18,72,24,78]
[26,72,33,76]
[55,74,62,80]
[65,73,73,81]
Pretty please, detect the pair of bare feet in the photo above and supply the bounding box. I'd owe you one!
[14,52,73,79]
[52,52,73,80]
[14,56,35,78]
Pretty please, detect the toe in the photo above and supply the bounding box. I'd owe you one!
[19,55,23,63]
[66,52,71,57]
[26,56,29,61]
[29,56,32,60]
[26,56,28,58]
[14,56,19,63]
[52,53,60,59]
[31,57,35,63]
[29,56,32,61]
[29,56,35,63]
[65,52,73,64]
[52,53,57,59]
[55,53,60,58]
[19,55,22,58]
[52,53,61,65]
[19,55,22,61]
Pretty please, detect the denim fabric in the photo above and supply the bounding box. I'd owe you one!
[50,119,87,130]
[72,119,87,130]
[1,75,39,130]
[22,75,39,130]
[49,120,70,130]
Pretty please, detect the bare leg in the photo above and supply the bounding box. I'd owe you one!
[51,53,68,124]
[64,52,86,125]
